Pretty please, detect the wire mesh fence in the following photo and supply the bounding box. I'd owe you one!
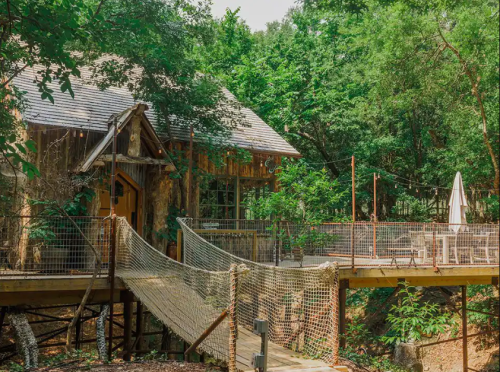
[0,216,111,276]
[0,215,497,277]
[187,219,499,268]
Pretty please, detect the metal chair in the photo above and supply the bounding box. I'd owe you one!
[451,232,474,264]
[409,230,429,263]
[471,232,496,264]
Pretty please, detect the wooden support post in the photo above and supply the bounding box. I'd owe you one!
[462,286,468,372]
[339,280,348,349]
[108,214,117,360]
[0,307,6,340]
[184,309,228,358]
[176,229,183,263]
[161,325,170,358]
[123,291,133,361]
[75,309,82,350]
[135,302,144,357]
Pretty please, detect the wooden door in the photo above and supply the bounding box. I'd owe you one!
[99,173,139,230]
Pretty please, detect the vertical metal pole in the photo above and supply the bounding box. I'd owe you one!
[260,330,268,372]
[432,223,437,268]
[351,156,355,222]
[187,124,194,217]
[108,116,118,360]
[351,156,355,269]
[373,173,377,259]
[462,285,468,372]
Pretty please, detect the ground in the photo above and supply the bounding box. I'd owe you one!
[24,360,221,372]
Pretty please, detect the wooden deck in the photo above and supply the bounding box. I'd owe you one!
[236,327,334,371]
[0,265,498,306]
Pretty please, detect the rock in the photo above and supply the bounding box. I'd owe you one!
[394,342,423,372]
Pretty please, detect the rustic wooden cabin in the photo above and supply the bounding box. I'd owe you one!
[10,64,300,256]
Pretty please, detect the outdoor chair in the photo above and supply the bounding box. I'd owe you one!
[451,232,474,264]
[409,230,430,264]
[388,231,425,267]
[471,232,497,264]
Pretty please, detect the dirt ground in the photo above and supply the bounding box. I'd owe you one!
[31,360,221,372]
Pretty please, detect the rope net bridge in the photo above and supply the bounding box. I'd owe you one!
[116,217,340,371]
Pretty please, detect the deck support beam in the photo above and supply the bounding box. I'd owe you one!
[462,285,468,372]
[122,291,133,361]
[339,280,348,349]
[135,301,144,357]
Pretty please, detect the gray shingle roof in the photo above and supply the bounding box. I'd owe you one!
[13,65,300,157]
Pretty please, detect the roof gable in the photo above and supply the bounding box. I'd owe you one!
[78,103,172,172]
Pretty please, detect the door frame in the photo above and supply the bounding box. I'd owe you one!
[115,168,144,236]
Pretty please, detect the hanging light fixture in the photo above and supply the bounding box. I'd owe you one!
[79,131,84,138]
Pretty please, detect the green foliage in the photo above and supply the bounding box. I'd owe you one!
[248,159,348,224]
[199,0,500,222]
[382,282,454,345]
[155,206,187,243]
[390,193,433,222]
[466,285,499,329]
[339,347,409,372]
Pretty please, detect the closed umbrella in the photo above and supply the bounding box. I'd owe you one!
[449,172,468,232]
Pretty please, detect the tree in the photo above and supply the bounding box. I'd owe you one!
[201,0,499,222]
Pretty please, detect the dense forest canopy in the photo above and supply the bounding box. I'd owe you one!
[0,0,498,222]
[195,0,500,222]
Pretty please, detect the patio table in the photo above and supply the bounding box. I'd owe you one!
[424,233,456,264]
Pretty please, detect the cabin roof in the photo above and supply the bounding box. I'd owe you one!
[13,65,300,157]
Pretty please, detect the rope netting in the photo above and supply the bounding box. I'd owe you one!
[178,218,340,364]
[115,218,236,363]
[116,217,340,367]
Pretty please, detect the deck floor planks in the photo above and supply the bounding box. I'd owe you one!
[236,327,331,371]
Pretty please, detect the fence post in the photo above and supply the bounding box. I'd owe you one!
[432,223,437,268]
[108,214,117,360]
[274,221,279,267]
[228,264,238,372]
[350,223,355,270]
[329,263,340,366]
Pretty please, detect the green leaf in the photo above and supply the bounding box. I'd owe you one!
[15,143,27,154]
[25,140,37,153]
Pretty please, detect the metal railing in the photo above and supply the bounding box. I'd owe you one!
[0,216,497,277]
[0,216,111,276]
[187,219,500,268]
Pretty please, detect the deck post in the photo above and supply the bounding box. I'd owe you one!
[228,264,239,372]
[135,301,144,357]
[75,309,82,350]
[161,325,170,358]
[462,285,468,372]
[339,280,348,349]
[122,291,133,361]
[108,214,117,360]
[0,307,6,340]
[432,223,437,267]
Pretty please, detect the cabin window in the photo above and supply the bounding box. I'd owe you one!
[199,178,236,219]
[239,179,272,220]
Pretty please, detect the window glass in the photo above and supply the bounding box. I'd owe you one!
[240,179,272,220]
[199,178,236,219]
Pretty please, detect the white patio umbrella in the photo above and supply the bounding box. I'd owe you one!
[449,172,468,232]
